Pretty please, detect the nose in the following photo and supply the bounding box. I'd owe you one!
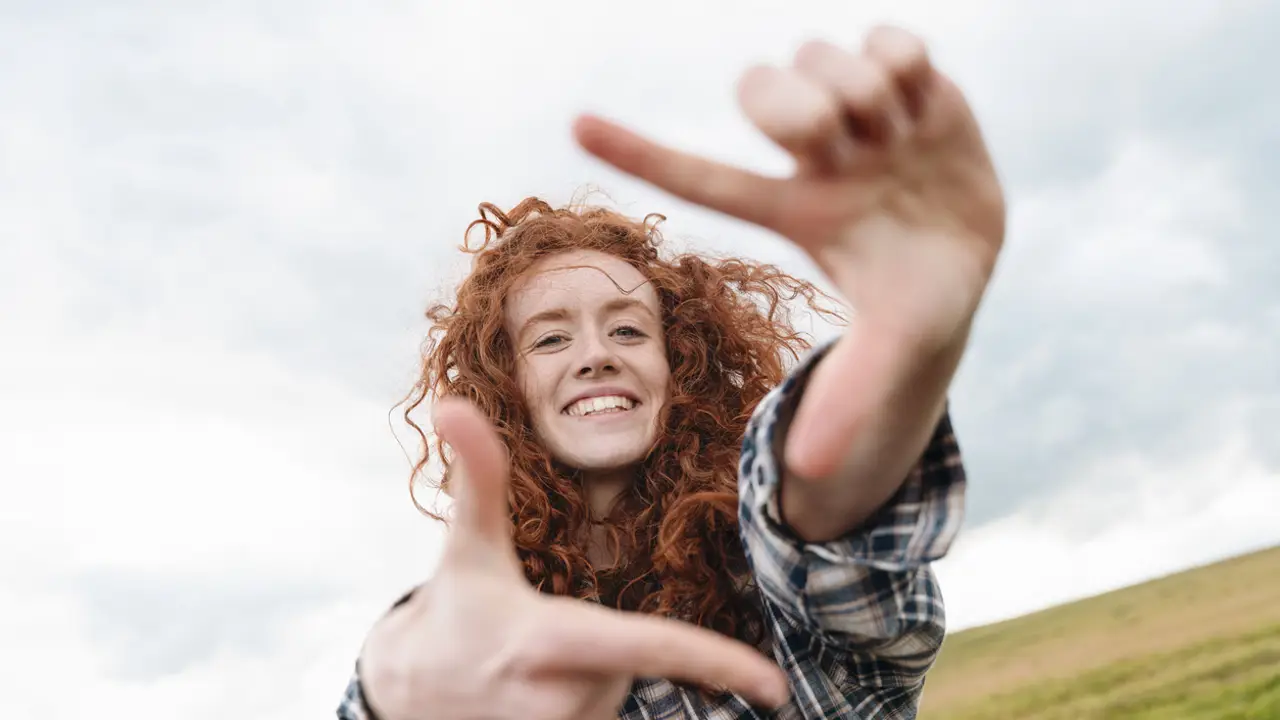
[575,333,619,378]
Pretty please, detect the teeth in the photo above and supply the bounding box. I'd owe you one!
[565,395,637,417]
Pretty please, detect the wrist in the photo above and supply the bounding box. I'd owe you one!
[836,315,970,397]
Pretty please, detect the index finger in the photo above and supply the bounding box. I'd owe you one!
[545,599,791,709]
[572,114,792,233]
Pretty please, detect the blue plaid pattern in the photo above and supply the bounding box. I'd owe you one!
[338,340,966,719]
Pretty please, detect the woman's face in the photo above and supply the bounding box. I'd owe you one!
[504,249,671,474]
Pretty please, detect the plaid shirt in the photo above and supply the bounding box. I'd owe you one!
[337,340,967,719]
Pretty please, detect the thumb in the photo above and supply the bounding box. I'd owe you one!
[432,397,514,555]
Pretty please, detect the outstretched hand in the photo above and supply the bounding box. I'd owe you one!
[358,398,791,720]
[574,26,1004,497]
[574,27,1003,343]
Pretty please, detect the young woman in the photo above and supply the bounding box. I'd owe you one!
[339,25,1004,720]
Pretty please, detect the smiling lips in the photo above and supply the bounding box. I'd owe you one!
[563,395,639,417]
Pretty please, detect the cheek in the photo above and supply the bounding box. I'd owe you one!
[516,374,555,442]
[646,349,673,398]
[515,358,555,415]
[512,359,535,410]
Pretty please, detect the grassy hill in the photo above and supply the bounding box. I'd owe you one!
[920,545,1280,719]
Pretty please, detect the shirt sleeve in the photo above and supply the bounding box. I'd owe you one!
[738,338,966,683]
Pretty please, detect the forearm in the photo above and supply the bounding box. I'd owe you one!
[737,332,965,656]
[779,319,968,543]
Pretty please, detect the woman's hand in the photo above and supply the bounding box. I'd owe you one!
[357,398,791,720]
[574,26,1003,351]
[574,25,1004,535]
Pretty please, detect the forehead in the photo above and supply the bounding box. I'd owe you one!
[506,250,659,321]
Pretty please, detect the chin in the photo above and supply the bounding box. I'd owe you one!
[541,411,658,473]
[545,428,654,472]
[556,444,651,473]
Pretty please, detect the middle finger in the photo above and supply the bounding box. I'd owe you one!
[737,64,855,176]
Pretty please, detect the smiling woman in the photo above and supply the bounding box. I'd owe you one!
[402,198,838,615]
[505,251,672,494]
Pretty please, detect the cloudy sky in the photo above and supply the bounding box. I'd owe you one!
[2,1,1277,717]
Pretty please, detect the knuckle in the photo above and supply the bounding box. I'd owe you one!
[848,61,892,109]
[867,64,894,101]
[896,40,930,75]
[866,25,929,76]
[793,39,837,72]
[864,23,906,50]
[735,64,772,106]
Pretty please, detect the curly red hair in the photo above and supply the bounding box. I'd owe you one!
[402,196,840,645]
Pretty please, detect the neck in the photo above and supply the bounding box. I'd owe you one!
[580,465,638,570]
[582,467,632,520]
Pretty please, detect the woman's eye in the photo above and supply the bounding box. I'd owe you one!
[533,334,565,349]
[613,325,645,338]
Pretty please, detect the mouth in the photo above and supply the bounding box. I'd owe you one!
[562,394,640,418]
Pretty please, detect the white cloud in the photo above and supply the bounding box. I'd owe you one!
[937,425,1280,631]
[0,330,443,719]
[995,136,1240,312]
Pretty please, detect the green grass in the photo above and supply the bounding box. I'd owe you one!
[921,545,1280,719]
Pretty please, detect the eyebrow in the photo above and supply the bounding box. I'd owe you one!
[518,297,656,338]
